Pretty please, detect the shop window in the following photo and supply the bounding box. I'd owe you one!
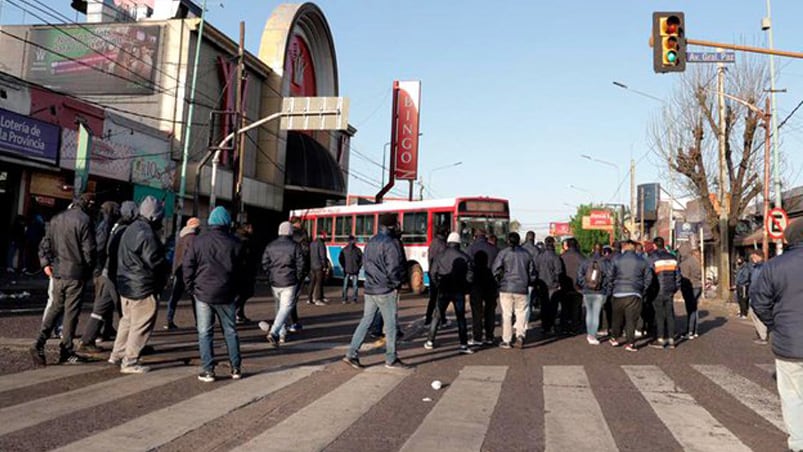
[402,211,428,244]
[433,212,453,235]
[316,217,333,241]
[335,215,353,242]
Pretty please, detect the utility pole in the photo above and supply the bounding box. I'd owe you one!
[668,147,677,248]
[717,53,731,298]
[764,0,784,255]
[177,0,208,228]
[630,158,636,239]
[234,21,246,224]
[762,97,772,260]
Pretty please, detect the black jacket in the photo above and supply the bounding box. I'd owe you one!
[535,248,562,291]
[183,227,243,304]
[467,236,499,288]
[94,209,119,277]
[428,235,447,269]
[262,235,305,288]
[310,237,329,271]
[431,244,473,294]
[560,248,584,292]
[292,226,311,278]
[522,241,540,259]
[607,251,654,297]
[751,245,803,360]
[577,253,611,295]
[338,242,363,275]
[492,245,537,295]
[38,205,95,280]
[648,249,682,296]
[116,218,168,300]
[363,228,404,296]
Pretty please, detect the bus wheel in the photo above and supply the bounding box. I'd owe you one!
[409,263,425,295]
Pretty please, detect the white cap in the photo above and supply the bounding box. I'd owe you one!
[447,232,461,244]
[278,221,293,236]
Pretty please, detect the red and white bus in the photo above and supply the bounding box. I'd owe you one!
[290,196,510,293]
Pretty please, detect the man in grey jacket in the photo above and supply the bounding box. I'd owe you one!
[751,218,803,452]
[261,221,305,347]
[492,232,537,349]
[606,240,654,352]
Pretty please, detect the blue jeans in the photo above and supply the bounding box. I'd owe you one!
[195,301,241,373]
[583,293,606,337]
[776,359,803,451]
[346,291,398,364]
[270,286,296,337]
[342,274,359,301]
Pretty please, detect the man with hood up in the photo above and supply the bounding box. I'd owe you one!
[164,217,201,330]
[30,193,96,366]
[109,196,168,374]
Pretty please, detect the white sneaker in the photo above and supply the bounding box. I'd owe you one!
[635,330,644,338]
[467,339,479,346]
[258,321,270,332]
[424,341,434,350]
[120,364,150,374]
[586,335,600,345]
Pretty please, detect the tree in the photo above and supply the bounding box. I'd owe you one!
[569,204,612,255]
[649,60,769,294]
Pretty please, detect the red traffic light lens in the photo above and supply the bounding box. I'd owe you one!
[665,16,680,34]
[666,36,678,49]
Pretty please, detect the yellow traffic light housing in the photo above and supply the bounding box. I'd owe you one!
[653,12,686,73]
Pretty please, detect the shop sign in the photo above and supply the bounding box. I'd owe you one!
[0,107,60,165]
[391,80,421,181]
[549,222,572,236]
[131,154,175,189]
[60,129,133,182]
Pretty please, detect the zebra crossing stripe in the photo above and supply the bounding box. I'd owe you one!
[623,365,751,452]
[0,366,191,436]
[53,366,323,452]
[543,365,618,452]
[756,363,775,374]
[399,366,507,452]
[233,366,410,451]
[0,365,104,394]
[692,364,785,433]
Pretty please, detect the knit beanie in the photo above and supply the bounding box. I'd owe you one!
[208,206,231,227]
[120,201,138,222]
[186,217,201,229]
[138,196,164,222]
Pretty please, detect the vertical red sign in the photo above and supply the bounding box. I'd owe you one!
[391,80,421,181]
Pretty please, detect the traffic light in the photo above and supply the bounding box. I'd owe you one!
[652,12,686,73]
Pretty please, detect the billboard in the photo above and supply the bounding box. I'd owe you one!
[637,183,660,222]
[549,222,571,236]
[391,80,421,181]
[26,24,161,95]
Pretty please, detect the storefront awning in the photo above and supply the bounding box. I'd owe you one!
[284,131,346,196]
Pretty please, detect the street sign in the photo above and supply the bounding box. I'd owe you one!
[766,207,789,240]
[280,96,350,131]
[687,52,736,63]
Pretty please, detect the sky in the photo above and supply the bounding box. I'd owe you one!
[3,1,803,235]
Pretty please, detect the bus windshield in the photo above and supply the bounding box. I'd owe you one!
[458,217,510,247]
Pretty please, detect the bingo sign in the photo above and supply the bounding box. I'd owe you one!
[391,80,421,181]
[766,207,789,240]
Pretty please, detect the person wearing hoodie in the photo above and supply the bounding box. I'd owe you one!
[559,238,585,335]
[30,193,96,366]
[261,221,306,348]
[492,232,538,349]
[467,230,500,346]
[425,232,474,354]
[164,217,201,330]
[522,231,540,312]
[425,227,448,327]
[109,196,168,374]
[183,207,244,382]
[606,240,654,352]
[339,235,363,303]
[750,218,803,452]
[535,236,564,336]
[77,201,126,354]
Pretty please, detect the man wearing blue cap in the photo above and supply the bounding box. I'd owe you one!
[184,206,244,382]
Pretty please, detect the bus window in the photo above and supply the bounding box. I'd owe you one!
[316,217,333,241]
[335,215,353,242]
[355,214,374,243]
[402,211,427,244]
[433,212,453,234]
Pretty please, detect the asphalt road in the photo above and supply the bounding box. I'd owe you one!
[0,285,787,451]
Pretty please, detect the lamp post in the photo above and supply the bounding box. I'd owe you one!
[569,184,593,204]
[580,154,622,202]
[426,161,462,199]
[763,1,784,255]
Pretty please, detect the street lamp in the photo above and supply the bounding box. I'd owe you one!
[611,81,666,103]
[580,154,622,202]
[427,161,463,199]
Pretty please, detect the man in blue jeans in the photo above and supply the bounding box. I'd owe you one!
[262,221,306,347]
[343,214,411,369]
[751,218,803,452]
[183,207,243,382]
[339,235,362,303]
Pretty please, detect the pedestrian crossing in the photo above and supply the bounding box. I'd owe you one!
[0,360,785,451]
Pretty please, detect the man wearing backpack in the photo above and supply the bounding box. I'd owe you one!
[577,246,609,345]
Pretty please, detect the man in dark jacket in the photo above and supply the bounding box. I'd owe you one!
[308,231,330,306]
[164,217,200,330]
[262,221,305,347]
[289,218,310,332]
[31,194,96,366]
[577,246,610,344]
[425,227,448,327]
[425,232,474,354]
[468,230,499,346]
[750,218,803,452]
[735,255,752,319]
[109,196,167,374]
[492,232,537,349]
[183,207,243,382]
[77,201,121,354]
[535,236,563,335]
[747,250,768,344]
[647,237,681,349]
[339,235,363,303]
[522,231,540,313]
[606,240,654,352]
[559,238,584,335]
[235,223,258,323]
[343,213,411,369]
[679,247,703,339]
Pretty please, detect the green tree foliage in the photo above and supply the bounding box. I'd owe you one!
[568,204,613,255]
